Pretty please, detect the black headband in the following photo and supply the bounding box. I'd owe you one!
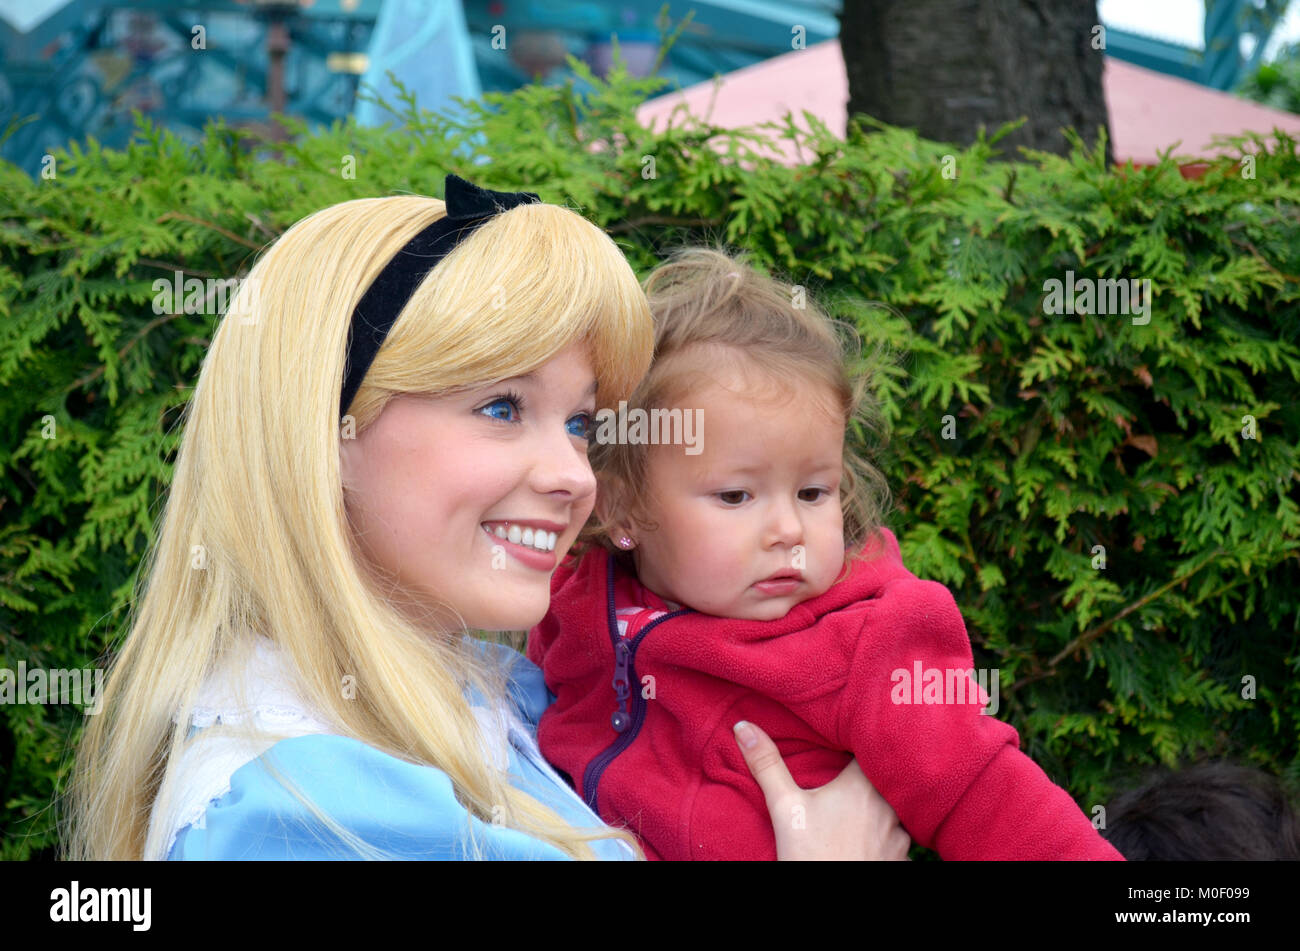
[339,174,541,417]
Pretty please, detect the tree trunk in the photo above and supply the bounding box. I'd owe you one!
[839,0,1113,164]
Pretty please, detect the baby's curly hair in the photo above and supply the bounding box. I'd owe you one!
[573,246,893,573]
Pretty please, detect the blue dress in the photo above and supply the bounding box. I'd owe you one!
[161,639,634,860]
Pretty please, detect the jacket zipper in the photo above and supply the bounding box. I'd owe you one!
[582,551,692,813]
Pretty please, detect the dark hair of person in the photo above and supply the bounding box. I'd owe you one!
[1102,761,1300,860]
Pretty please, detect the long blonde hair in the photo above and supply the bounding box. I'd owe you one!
[66,194,653,860]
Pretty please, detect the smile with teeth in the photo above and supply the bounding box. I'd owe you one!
[482,522,559,552]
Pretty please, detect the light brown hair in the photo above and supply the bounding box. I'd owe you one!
[577,247,892,575]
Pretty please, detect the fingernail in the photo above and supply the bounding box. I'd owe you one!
[734,720,757,749]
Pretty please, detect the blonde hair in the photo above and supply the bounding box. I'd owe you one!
[579,247,891,576]
[66,194,653,860]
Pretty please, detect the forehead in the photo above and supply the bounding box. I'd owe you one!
[499,364,599,397]
[510,340,595,382]
[653,377,843,478]
[462,340,597,395]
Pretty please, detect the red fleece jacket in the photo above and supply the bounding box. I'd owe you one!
[527,528,1123,861]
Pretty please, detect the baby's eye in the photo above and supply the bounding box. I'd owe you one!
[567,413,593,440]
[478,396,520,423]
[799,488,830,502]
[718,490,750,505]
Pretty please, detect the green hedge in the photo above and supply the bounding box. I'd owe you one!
[2,60,1298,859]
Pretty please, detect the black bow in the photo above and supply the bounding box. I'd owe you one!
[444,173,540,221]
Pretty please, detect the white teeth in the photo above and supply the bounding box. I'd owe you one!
[484,523,559,552]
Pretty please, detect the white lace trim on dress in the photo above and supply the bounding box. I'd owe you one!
[143,640,579,860]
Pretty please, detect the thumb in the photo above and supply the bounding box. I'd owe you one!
[734,720,796,809]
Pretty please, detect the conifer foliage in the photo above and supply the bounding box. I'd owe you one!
[1,61,1297,858]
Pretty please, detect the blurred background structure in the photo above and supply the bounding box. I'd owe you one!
[2,0,1300,172]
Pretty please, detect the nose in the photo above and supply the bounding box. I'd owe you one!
[763,494,804,549]
[527,418,598,502]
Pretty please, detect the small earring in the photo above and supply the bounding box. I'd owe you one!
[616,536,634,550]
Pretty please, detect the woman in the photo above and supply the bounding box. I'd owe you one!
[67,177,909,860]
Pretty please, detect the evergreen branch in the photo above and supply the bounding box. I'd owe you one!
[1050,547,1224,665]
[1006,546,1227,696]
[244,213,279,240]
[62,311,189,396]
[1223,213,1300,233]
[1227,235,1300,281]
[568,86,581,143]
[155,212,261,250]
[135,258,224,279]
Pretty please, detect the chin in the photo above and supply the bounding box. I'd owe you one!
[478,600,549,633]
[469,608,540,631]
[748,602,797,622]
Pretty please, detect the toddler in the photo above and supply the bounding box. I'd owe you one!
[527,248,1122,860]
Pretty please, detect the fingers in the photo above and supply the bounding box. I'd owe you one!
[737,732,914,860]
[888,825,913,861]
[844,757,912,861]
[733,720,796,807]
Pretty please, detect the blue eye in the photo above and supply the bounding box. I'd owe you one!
[478,392,592,440]
[479,395,521,423]
[567,413,593,440]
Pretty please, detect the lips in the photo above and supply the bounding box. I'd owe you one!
[759,571,803,583]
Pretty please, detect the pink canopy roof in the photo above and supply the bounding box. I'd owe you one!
[636,40,1300,167]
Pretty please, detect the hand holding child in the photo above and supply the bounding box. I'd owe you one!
[734,720,911,861]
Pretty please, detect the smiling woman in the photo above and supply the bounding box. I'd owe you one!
[67,178,655,861]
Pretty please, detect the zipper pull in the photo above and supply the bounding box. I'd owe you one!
[610,639,631,732]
